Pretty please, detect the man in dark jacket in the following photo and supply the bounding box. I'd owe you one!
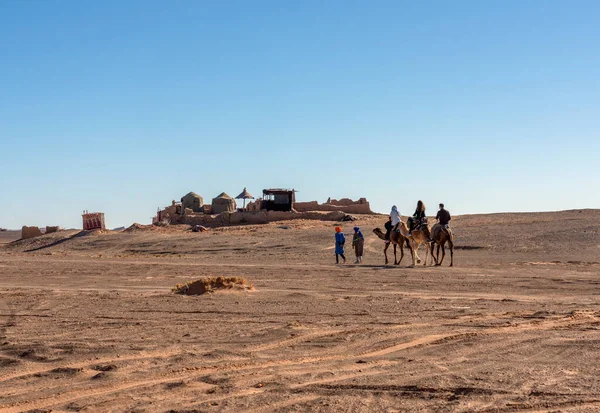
[436,203,451,227]
[427,203,451,243]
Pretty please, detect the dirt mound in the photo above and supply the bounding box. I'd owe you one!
[2,230,82,252]
[124,223,189,233]
[173,276,253,295]
[124,223,155,232]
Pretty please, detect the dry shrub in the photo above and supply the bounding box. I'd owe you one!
[173,276,253,295]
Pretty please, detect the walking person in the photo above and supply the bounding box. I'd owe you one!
[334,226,346,264]
[352,226,365,263]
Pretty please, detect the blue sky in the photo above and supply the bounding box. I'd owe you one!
[1,0,598,229]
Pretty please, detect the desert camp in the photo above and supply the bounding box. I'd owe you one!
[2,1,600,412]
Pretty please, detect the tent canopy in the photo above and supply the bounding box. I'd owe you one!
[214,192,233,200]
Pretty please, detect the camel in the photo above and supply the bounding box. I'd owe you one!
[372,228,414,265]
[429,224,454,266]
[397,221,431,267]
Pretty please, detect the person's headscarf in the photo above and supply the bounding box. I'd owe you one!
[390,205,401,225]
[335,226,342,233]
[353,226,363,237]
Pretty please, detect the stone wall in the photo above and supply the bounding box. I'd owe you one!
[154,204,178,224]
[154,196,371,227]
[246,199,262,212]
[172,210,347,228]
[293,197,373,214]
[21,226,43,239]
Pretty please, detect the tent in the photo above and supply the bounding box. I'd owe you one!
[181,192,204,213]
[211,192,237,214]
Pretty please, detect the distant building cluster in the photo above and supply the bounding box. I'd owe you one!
[152,187,372,227]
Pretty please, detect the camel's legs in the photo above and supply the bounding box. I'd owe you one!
[423,241,429,266]
[413,242,422,264]
[448,239,454,267]
[393,243,399,265]
[429,242,434,265]
[408,239,417,267]
[429,242,437,266]
[398,240,404,265]
[435,244,441,266]
[439,243,446,266]
[383,242,390,265]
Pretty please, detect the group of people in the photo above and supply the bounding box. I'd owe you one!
[334,226,364,264]
[334,201,451,264]
[385,201,451,243]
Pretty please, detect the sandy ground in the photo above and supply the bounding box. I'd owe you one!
[0,232,20,245]
[0,210,599,413]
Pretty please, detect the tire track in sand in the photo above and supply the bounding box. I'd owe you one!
[0,347,194,383]
[3,313,598,412]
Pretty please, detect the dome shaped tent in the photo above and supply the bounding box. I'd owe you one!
[181,192,204,213]
[211,192,237,214]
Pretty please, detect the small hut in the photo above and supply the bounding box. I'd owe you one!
[181,192,204,213]
[82,211,106,230]
[235,187,255,210]
[261,189,295,212]
[211,192,236,214]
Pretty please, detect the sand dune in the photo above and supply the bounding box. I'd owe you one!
[0,210,599,412]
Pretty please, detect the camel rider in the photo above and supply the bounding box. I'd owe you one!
[427,203,451,243]
[408,200,426,235]
[436,203,451,228]
[384,216,393,243]
[390,205,401,233]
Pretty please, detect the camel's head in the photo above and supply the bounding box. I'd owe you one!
[372,228,386,240]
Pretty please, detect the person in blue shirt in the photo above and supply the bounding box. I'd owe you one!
[334,226,346,264]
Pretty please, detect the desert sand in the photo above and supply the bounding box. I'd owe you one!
[0,210,599,412]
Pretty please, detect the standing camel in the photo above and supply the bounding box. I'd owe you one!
[372,228,414,265]
[429,224,454,266]
[397,221,431,267]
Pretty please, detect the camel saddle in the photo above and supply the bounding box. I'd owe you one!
[431,223,451,238]
[415,217,428,231]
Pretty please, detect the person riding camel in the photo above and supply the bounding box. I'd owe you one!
[436,203,451,228]
[384,216,393,243]
[390,205,401,233]
[427,203,451,243]
[408,200,426,235]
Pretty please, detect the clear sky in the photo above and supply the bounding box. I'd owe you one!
[1,0,598,229]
